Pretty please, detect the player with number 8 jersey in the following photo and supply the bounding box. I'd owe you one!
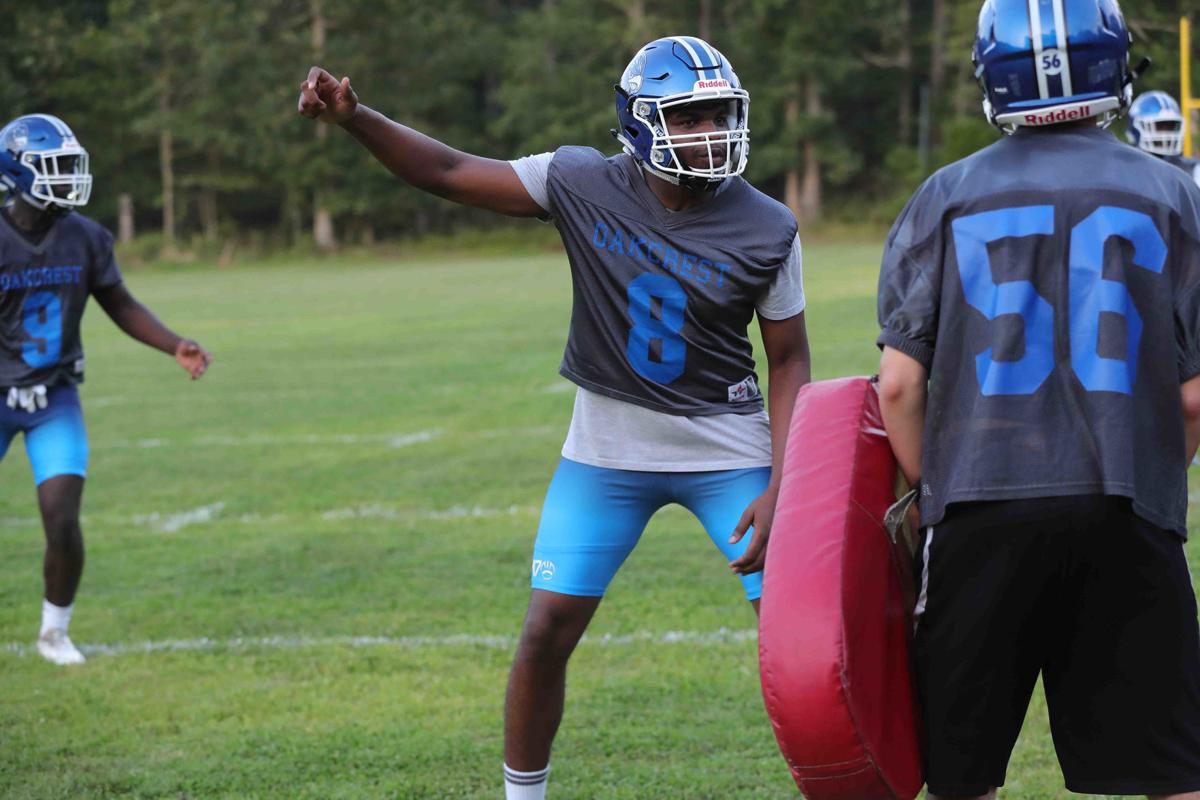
[298,34,809,800]
[876,0,1200,796]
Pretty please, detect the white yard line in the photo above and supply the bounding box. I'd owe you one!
[320,504,535,522]
[0,504,537,533]
[134,502,227,533]
[92,428,444,451]
[2,628,757,659]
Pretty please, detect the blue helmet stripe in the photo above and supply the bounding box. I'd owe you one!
[1051,0,1074,95]
[688,36,721,79]
[670,36,715,81]
[27,114,72,139]
[1037,0,1058,53]
[1028,0,1074,99]
[1028,0,1051,99]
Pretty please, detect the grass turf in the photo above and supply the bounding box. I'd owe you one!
[0,241,1192,798]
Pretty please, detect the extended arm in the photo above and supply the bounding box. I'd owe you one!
[298,67,543,218]
[729,311,811,575]
[877,346,928,486]
[92,283,211,379]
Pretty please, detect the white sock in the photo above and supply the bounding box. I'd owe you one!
[504,763,549,800]
[41,599,73,637]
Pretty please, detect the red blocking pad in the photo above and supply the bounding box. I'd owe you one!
[759,376,923,800]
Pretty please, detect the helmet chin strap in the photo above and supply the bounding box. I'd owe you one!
[638,160,722,192]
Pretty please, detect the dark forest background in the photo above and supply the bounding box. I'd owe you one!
[4,0,1197,257]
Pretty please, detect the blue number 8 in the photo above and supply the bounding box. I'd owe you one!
[21,291,64,369]
[627,273,687,384]
[952,205,1166,397]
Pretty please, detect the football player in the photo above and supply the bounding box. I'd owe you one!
[299,35,809,800]
[877,1,1200,798]
[1127,90,1200,186]
[0,114,212,665]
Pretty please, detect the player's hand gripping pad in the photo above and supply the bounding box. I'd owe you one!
[759,376,923,800]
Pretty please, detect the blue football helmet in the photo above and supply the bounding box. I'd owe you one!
[1127,91,1184,156]
[0,114,92,210]
[613,36,749,187]
[973,0,1137,132]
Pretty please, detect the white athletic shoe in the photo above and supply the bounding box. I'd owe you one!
[37,628,86,665]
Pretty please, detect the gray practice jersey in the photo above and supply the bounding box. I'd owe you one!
[532,146,797,417]
[1163,154,1200,188]
[513,152,805,471]
[0,210,123,388]
[878,126,1200,535]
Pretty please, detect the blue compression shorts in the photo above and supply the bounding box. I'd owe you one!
[531,458,770,601]
[0,384,88,485]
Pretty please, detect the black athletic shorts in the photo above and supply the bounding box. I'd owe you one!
[913,495,1200,797]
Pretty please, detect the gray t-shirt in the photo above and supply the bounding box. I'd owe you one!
[1163,154,1200,188]
[878,126,1200,534]
[513,151,805,471]
[0,210,123,388]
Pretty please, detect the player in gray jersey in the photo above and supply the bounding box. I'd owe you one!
[299,35,809,800]
[877,1,1200,797]
[0,114,211,665]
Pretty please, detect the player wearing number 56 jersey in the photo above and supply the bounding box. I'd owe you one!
[0,114,212,666]
[877,1,1200,797]
[298,35,809,800]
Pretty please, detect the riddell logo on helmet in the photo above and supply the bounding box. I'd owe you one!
[694,79,731,91]
[1024,105,1091,125]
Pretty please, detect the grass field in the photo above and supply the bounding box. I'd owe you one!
[1,240,1195,798]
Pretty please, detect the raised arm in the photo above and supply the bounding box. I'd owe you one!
[297,67,544,218]
[92,283,211,379]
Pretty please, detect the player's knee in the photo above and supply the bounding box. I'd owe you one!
[42,509,82,550]
[518,603,589,662]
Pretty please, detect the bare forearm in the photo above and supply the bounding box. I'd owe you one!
[1186,419,1200,464]
[766,355,811,489]
[879,390,924,486]
[340,105,467,198]
[108,300,182,355]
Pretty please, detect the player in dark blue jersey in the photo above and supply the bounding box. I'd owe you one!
[299,36,810,799]
[877,2,1200,798]
[0,114,211,665]
[1127,91,1200,187]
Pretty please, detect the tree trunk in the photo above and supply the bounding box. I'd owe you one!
[311,0,336,252]
[158,85,176,255]
[200,152,219,244]
[698,0,712,41]
[784,89,803,221]
[800,78,822,223]
[898,0,913,144]
[929,0,947,146]
[117,193,135,244]
[544,0,557,70]
[624,0,645,29]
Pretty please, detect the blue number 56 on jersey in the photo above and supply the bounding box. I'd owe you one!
[952,205,1166,397]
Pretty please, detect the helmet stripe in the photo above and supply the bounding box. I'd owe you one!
[1028,0,1051,100]
[27,113,73,138]
[670,36,715,81]
[690,37,722,78]
[1051,0,1074,96]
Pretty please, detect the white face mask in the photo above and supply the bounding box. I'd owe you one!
[622,90,751,186]
[21,145,93,209]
